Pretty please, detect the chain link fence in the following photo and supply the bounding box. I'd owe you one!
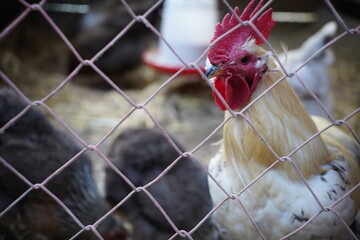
[0,0,359,239]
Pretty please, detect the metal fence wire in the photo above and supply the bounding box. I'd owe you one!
[0,0,360,239]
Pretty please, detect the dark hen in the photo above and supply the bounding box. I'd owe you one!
[0,87,127,240]
[105,127,219,240]
[69,0,161,88]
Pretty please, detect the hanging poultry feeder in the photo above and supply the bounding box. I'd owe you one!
[143,0,218,75]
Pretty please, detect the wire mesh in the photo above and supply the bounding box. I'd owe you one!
[0,0,359,239]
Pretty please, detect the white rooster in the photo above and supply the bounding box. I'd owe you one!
[205,0,360,239]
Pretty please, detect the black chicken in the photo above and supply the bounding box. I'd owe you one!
[69,0,161,88]
[105,127,219,240]
[0,87,127,240]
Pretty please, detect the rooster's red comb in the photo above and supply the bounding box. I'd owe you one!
[209,0,275,60]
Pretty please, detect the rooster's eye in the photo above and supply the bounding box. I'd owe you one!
[240,56,250,64]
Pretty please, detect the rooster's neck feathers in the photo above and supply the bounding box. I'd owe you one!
[221,52,330,182]
[208,0,275,65]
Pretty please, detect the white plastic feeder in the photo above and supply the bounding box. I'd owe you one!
[143,0,218,74]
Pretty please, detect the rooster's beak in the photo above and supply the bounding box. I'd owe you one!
[206,65,222,79]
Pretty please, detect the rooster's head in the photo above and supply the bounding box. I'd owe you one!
[206,0,275,111]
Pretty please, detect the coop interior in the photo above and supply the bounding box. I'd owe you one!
[0,0,359,239]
